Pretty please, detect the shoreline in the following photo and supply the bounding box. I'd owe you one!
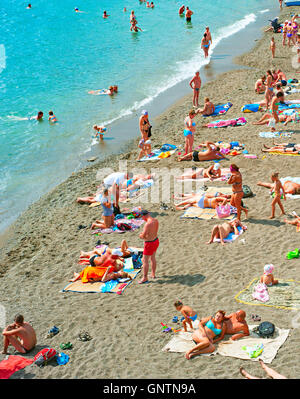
[0,4,278,235]
[1,5,300,379]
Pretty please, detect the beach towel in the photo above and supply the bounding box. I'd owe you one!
[0,355,34,379]
[162,324,289,364]
[91,218,144,235]
[181,207,236,220]
[242,103,262,113]
[205,117,246,128]
[235,278,300,310]
[62,258,140,294]
[259,131,293,138]
[176,168,230,182]
[138,144,177,162]
[213,225,245,243]
[202,102,232,117]
[268,151,300,157]
[217,325,290,364]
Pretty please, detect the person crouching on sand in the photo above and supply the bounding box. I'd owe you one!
[174,301,197,332]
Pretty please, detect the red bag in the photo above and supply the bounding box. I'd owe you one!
[34,348,57,367]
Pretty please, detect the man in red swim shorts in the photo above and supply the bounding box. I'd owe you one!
[139,210,159,284]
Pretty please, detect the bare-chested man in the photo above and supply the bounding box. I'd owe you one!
[197,97,215,116]
[189,72,201,107]
[2,314,37,354]
[205,26,212,43]
[139,210,159,284]
[185,7,193,22]
[224,310,250,340]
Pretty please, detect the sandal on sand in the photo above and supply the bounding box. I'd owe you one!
[250,314,261,322]
[78,332,92,342]
[46,326,60,338]
[60,342,73,350]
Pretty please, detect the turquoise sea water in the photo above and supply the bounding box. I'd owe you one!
[0,0,277,232]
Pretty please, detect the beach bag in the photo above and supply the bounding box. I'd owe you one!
[216,204,231,218]
[242,185,253,198]
[253,322,275,338]
[132,252,143,269]
[113,205,121,215]
[34,348,57,367]
[252,283,269,303]
[117,222,132,231]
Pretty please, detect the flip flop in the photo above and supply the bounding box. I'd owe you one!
[78,332,92,342]
[250,314,261,322]
[46,326,59,338]
[138,280,150,285]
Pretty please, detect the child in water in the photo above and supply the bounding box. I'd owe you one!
[93,125,106,140]
[260,264,278,287]
[270,172,286,219]
[174,301,197,332]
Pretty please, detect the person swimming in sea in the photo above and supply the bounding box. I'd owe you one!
[48,111,57,123]
[103,10,110,19]
[88,86,115,95]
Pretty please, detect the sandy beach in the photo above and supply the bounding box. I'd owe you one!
[0,7,300,379]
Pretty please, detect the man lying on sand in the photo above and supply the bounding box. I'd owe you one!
[79,240,134,265]
[177,141,225,162]
[2,314,37,354]
[176,163,222,181]
[175,192,230,211]
[257,179,300,195]
[261,142,300,154]
[206,219,247,246]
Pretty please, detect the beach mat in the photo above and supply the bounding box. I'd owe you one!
[181,207,235,220]
[139,149,176,162]
[0,355,34,379]
[176,168,230,182]
[202,102,232,117]
[62,258,140,295]
[268,152,300,157]
[92,218,144,235]
[259,131,293,138]
[235,278,300,310]
[217,325,290,364]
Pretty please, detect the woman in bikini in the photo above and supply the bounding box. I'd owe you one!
[206,219,247,246]
[139,110,151,141]
[176,163,222,180]
[178,141,225,162]
[227,164,248,221]
[175,192,229,211]
[255,76,266,94]
[287,22,294,47]
[185,311,227,359]
[201,33,210,58]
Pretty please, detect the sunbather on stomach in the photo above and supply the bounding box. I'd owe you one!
[79,240,133,265]
[261,142,300,154]
[185,311,226,359]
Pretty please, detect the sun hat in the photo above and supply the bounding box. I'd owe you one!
[213,163,221,170]
[264,264,274,275]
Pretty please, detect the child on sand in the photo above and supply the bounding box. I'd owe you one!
[174,301,197,332]
[270,37,276,58]
[270,172,286,219]
[260,264,278,286]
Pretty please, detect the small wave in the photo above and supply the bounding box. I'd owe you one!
[260,9,270,14]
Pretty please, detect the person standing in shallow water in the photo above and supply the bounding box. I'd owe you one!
[185,7,193,22]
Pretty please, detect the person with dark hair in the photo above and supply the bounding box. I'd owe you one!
[201,33,211,58]
[177,141,225,162]
[138,210,159,284]
[174,301,197,332]
[227,164,248,221]
[91,188,114,230]
[189,72,201,107]
[185,311,227,359]
[185,6,193,22]
[48,110,57,123]
[2,315,36,354]
[255,75,266,93]
[265,70,274,108]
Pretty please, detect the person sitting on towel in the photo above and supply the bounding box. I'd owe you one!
[196,97,215,116]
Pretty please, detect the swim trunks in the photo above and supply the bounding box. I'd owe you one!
[189,314,198,321]
[186,17,191,22]
[195,88,200,92]
[143,238,159,256]
[192,150,199,161]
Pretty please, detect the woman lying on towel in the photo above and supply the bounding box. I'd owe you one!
[70,248,131,283]
[76,174,154,204]
[257,180,300,195]
[252,113,290,126]
[174,192,231,211]
[185,310,226,359]
[177,141,225,162]
[176,163,222,181]
[206,219,247,246]
[261,142,300,154]
[79,240,133,265]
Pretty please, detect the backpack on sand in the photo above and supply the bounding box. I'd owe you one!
[34,348,57,367]
[253,322,275,338]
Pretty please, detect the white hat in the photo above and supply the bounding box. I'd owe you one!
[112,249,123,256]
[213,163,221,170]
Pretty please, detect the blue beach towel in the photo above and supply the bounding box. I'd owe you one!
[259,131,293,138]
[203,102,233,117]
[241,103,261,113]
[214,225,245,243]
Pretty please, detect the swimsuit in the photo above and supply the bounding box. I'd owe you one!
[189,314,198,321]
[192,150,199,161]
[197,196,213,208]
[143,237,159,256]
[186,17,191,22]
[205,319,222,336]
[184,129,193,137]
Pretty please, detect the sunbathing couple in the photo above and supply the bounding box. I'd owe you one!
[176,162,222,181]
[185,310,249,359]
[178,141,225,162]
[70,241,134,284]
[261,142,300,155]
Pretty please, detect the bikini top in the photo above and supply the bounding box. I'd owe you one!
[205,318,222,336]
